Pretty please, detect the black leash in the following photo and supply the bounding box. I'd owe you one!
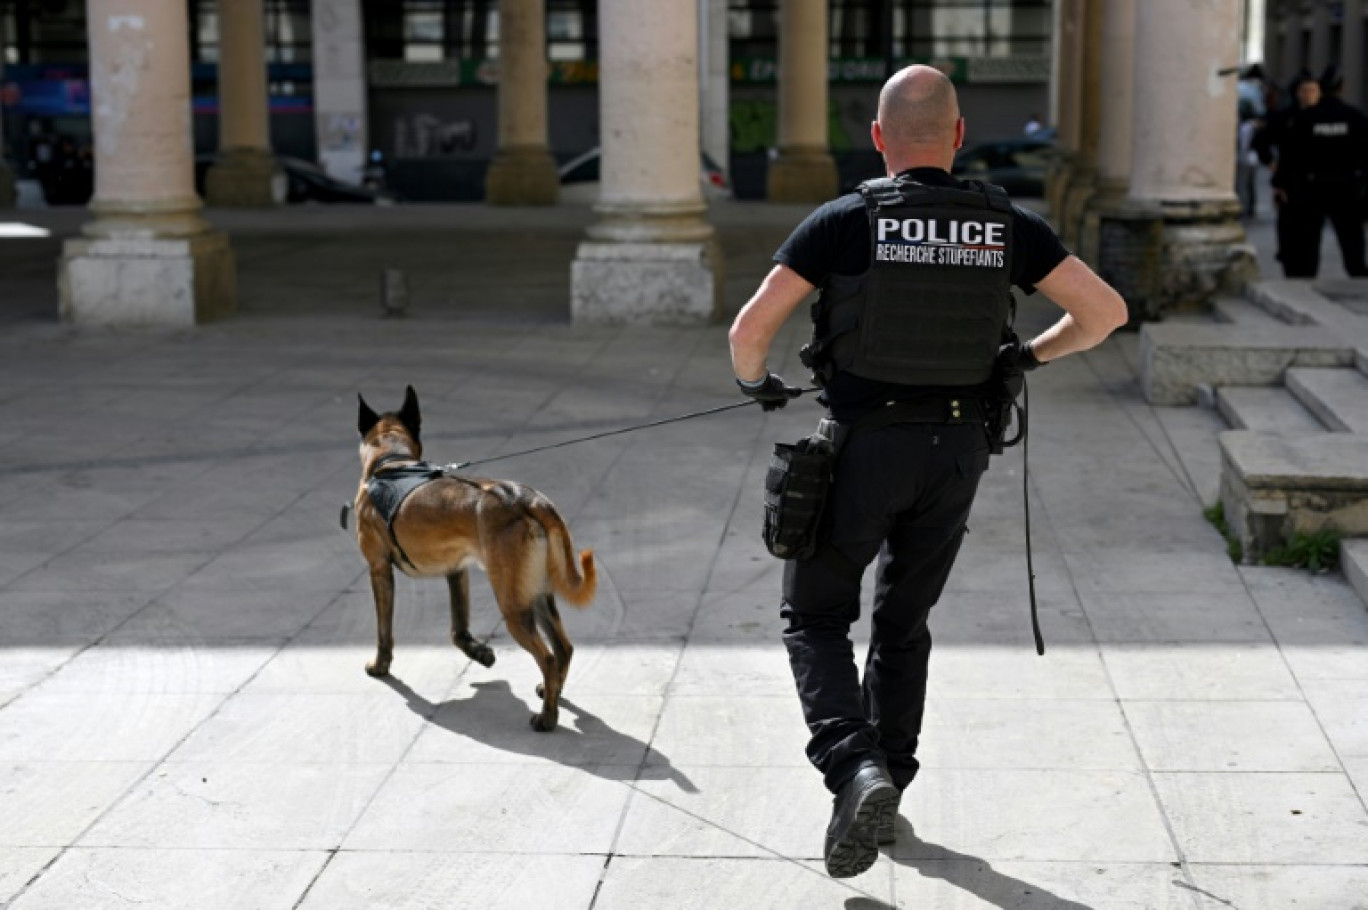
[1022,377,1044,656]
[445,389,822,471]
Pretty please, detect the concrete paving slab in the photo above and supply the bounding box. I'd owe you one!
[1151,402,1228,507]
[1063,550,1245,595]
[1346,538,1368,607]
[669,643,807,697]
[0,761,152,847]
[80,762,392,850]
[1077,591,1273,644]
[241,643,467,697]
[115,587,340,642]
[1101,643,1302,700]
[1186,865,1368,910]
[1124,700,1341,772]
[35,643,278,694]
[925,646,1115,699]
[647,694,809,768]
[343,762,633,854]
[1213,295,1287,327]
[0,646,85,706]
[595,856,895,908]
[892,769,1175,863]
[889,859,1192,910]
[1300,678,1368,756]
[297,852,607,910]
[0,690,222,762]
[1152,771,1368,864]
[1239,565,1368,646]
[0,847,60,904]
[1285,366,1368,433]
[8,848,328,910]
[918,698,1140,771]
[0,590,154,644]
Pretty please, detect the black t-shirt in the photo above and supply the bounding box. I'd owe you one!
[1271,97,1368,190]
[773,166,1070,420]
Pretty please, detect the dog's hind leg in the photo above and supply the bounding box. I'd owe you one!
[533,595,574,696]
[366,563,396,677]
[447,570,494,668]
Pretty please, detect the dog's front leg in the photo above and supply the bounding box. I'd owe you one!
[447,570,494,667]
[366,563,396,677]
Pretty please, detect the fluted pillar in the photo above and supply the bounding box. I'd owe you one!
[59,0,235,325]
[569,0,721,323]
[1103,0,1253,319]
[1078,0,1134,264]
[205,0,282,207]
[1278,4,1304,83]
[1344,0,1364,106]
[1058,0,1102,246]
[700,0,730,183]
[767,0,837,202]
[1045,0,1083,219]
[1309,1,1333,75]
[485,0,558,205]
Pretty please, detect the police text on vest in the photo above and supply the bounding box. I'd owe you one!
[875,217,1007,268]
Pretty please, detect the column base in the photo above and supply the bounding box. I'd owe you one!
[571,238,722,325]
[1077,178,1129,266]
[1098,198,1257,322]
[59,229,237,326]
[0,160,16,208]
[767,147,838,203]
[205,149,284,207]
[486,146,559,206]
[1058,166,1098,248]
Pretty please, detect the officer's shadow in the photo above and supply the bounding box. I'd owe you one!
[884,823,1097,910]
[382,675,698,793]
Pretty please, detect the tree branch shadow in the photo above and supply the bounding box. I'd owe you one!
[382,674,698,793]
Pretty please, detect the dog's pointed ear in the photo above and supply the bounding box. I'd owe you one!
[357,394,381,438]
[398,385,421,439]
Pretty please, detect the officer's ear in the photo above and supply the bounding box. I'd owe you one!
[954,117,965,151]
[871,120,886,153]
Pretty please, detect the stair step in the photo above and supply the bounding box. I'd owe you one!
[1214,297,1285,327]
[1286,368,1368,434]
[1215,386,1328,434]
[1343,539,1368,611]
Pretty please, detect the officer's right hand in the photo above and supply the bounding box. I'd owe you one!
[737,372,803,411]
[996,337,1043,376]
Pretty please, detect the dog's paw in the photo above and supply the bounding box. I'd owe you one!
[365,660,391,678]
[530,712,557,733]
[473,645,495,668]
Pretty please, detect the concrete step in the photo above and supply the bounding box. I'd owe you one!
[1346,539,1368,610]
[1219,430,1368,563]
[1140,323,1357,405]
[1286,367,1368,434]
[1215,386,1328,434]
[1343,539,1368,610]
[1214,296,1286,327]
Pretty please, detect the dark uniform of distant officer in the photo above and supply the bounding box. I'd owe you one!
[728,65,1127,880]
[1272,69,1368,277]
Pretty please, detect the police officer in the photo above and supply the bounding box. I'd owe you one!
[1271,69,1368,277]
[728,65,1128,880]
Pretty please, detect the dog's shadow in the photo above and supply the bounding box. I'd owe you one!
[383,675,698,793]
[887,826,1097,910]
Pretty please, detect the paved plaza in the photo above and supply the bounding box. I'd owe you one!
[0,199,1366,909]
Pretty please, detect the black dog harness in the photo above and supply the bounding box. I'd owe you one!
[364,454,446,573]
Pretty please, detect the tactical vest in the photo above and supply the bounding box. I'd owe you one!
[802,176,1015,387]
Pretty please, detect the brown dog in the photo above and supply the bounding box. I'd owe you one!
[353,386,596,731]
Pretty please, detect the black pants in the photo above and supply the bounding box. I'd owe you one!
[1279,183,1368,278]
[780,421,989,794]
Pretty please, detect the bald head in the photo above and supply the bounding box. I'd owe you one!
[875,65,962,167]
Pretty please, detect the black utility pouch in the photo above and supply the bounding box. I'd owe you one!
[762,426,836,560]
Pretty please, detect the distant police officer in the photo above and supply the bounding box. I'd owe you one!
[728,65,1128,880]
[1272,69,1368,277]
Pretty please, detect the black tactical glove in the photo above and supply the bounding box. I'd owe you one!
[737,372,803,411]
[996,337,1044,375]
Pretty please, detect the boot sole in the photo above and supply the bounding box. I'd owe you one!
[875,797,899,845]
[825,784,899,878]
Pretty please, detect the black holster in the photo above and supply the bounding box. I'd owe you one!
[763,420,838,560]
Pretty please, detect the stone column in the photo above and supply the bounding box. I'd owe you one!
[205,0,282,206]
[1078,0,1135,265]
[570,0,721,324]
[767,0,837,202]
[1103,0,1254,320]
[699,0,730,182]
[485,0,558,205]
[1278,3,1304,83]
[1308,1,1333,75]
[1045,0,1083,220]
[312,0,368,183]
[59,0,235,326]
[1343,0,1364,106]
[1058,0,1103,246]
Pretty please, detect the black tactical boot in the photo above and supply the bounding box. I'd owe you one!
[876,790,901,845]
[824,762,899,878]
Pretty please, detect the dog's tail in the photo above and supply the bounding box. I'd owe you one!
[531,500,597,607]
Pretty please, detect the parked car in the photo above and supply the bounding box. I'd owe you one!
[193,154,398,204]
[951,137,1056,198]
[557,147,732,204]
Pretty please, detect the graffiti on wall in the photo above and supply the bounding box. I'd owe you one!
[393,114,478,158]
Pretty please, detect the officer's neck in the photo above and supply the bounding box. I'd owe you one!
[883,152,954,177]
